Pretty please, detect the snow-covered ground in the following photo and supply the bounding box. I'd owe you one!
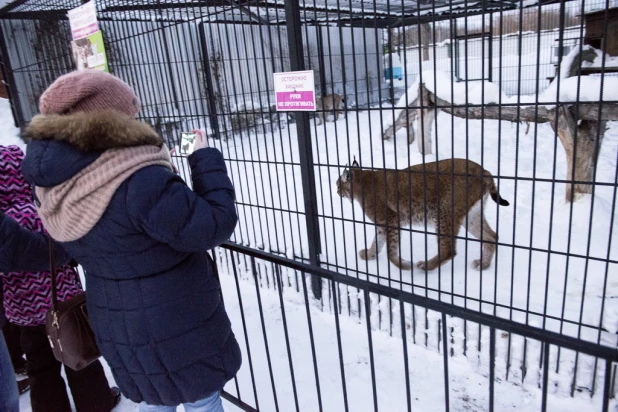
[199,255,618,411]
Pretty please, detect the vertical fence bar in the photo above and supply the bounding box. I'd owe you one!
[541,343,550,412]
[363,289,379,412]
[250,257,280,411]
[299,270,324,411]
[197,22,221,140]
[315,26,327,98]
[231,252,260,410]
[274,265,300,412]
[489,327,495,412]
[284,0,322,300]
[603,360,612,412]
[400,301,412,412]
[331,280,350,412]
[442,313,450,412]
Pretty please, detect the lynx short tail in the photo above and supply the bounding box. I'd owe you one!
[484,173,510,206]
[490,192,510,206]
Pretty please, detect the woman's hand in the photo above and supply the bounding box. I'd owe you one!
[192,129,209,152]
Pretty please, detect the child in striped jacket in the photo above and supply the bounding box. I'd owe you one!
[0,145,120,412]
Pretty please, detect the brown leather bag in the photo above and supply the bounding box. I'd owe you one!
[45,237,100,371]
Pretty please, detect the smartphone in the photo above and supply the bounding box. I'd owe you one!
[180,132,197,155]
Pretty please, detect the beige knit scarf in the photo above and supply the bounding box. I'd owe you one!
[36,145,172,242]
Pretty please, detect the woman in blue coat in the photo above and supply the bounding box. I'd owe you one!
[22,70,242,411]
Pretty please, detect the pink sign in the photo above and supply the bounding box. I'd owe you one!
[67,1,99,40]
[275,91,315,110]
[273,70,316,111]
[72,23,99,40]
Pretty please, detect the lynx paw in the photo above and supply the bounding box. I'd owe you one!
[359,249,376,260]
[472,259,491,270]
[392,258,412,271]
[416,260,439,272]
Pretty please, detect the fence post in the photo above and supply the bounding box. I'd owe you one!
[316,27,327,96]
[488,13,493,82]
[198,23,222,140]
[284,0,322,300]
[387,29,394,103]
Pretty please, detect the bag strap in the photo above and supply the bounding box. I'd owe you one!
[207,249,224,305]
[208,249,220,284]
[48,235,59,314]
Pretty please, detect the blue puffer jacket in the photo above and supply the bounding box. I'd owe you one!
[21,112,241,406]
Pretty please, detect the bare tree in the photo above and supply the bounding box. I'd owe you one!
[421,23,431,61]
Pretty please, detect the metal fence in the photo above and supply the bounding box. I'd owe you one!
[1,0,617,410]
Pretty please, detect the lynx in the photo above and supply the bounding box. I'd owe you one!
[316,93,345,125]
[336,158,510,271]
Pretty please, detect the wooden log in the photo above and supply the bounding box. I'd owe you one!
[417,83,434,154]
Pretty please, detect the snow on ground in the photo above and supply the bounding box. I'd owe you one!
[209,260,618,412]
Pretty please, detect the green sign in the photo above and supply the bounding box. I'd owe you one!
[71,30,108,72]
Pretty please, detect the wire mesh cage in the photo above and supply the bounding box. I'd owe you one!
[1,0,617,410]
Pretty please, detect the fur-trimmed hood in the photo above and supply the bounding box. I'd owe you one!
[22,111,173,242]
[24,110,163,152]
[22,111,164,189]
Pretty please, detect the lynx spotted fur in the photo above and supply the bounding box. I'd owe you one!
[336,158,509,271]
[316,93,345,125]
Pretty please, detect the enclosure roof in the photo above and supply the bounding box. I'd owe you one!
[0,0,561,26]
[584,6,618,19]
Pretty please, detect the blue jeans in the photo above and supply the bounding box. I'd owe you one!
[0,332,19,412]
[139,391,223,412]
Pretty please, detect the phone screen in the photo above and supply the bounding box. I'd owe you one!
[180,132,197,155]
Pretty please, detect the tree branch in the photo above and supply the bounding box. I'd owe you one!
[425,86,618,123]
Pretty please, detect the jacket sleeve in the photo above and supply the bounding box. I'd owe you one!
[0,213,72,272]
[128,147,238,252]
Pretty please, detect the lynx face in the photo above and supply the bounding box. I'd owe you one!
[336,158,509,272]
[335,163,355,202]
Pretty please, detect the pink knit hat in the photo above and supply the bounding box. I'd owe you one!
[39,70,140,117]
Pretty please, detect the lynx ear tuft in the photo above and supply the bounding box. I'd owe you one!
[352,157,359,167]
[341,165,351,182]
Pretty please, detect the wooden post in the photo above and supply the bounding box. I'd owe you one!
[549,106,606,202]
[417,83,434,154]
[382,97,417,141]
